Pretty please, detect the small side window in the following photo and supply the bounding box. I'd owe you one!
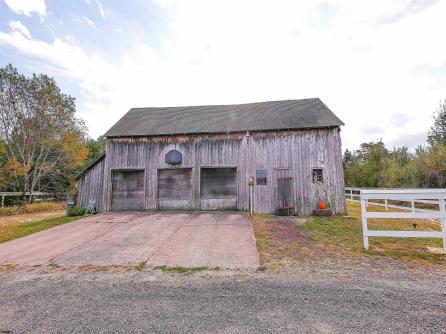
[312,168,323,183]
[256,169,267,185]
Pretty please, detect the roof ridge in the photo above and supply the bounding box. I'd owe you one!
[128,98,320,111]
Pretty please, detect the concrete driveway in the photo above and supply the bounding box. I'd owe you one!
[0,212,259,269]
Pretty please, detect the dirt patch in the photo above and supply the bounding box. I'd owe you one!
[267,217,306,244]
[251,215,308,265]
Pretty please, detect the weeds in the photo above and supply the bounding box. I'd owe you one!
[134,261,146,271]
[154,265,209,274]
[0,202,66,216]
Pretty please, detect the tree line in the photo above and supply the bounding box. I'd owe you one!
[343,100,446,188]
[0,64,104,200]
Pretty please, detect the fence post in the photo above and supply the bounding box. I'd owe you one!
[384,198,388,211]
[440,199,446,253]
[350,187,353,203]
[411,200,415,213]
[361,197,369,249]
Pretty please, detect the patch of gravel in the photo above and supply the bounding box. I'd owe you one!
[1,259,445,333]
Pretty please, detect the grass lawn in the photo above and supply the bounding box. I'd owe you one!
[251,202,445,268]
[0,216,82,244]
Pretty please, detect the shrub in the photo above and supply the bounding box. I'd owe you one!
[68,207,86,216]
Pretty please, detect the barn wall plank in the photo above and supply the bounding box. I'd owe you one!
[111,170,145,211]
[78,128,345,215]
[75,157,105,211]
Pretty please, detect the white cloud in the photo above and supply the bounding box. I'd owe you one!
[80,16,97,29]
[0,0,445,150]
[0,27,159,138]
[4,0,46,17]
[96,0,107,19]
[8,20,31,39]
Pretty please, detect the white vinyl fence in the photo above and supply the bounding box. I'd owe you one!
[359,189,446,252]
[345,187,442,213]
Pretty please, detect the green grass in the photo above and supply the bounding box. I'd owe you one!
[0,216,81,244]
[255,234,271,250]
[302,216,362,251]
[251,203,446,267]
[303,207,445,265]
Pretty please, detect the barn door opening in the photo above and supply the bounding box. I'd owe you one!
[200,167,237,210]
[111,170,145,211]
[158,168,193,210]
[276,168,294,215]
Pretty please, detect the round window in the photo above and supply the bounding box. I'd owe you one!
[165,150,182,165]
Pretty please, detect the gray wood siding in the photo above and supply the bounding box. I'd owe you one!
[78,128,345,215]
[76,157,105,211]
[111,170,145,211]
[200,167,237,210]
[158,168,193,210]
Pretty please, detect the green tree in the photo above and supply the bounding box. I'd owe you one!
[343,149,362,187]
[343,141,415,188]
[385,146,414,187]
[357,140,388,187]
[343,99,446,189]
[427,100,446,146]
[85,136,106,166]
[0,64,88,198]
[413,144,446,188]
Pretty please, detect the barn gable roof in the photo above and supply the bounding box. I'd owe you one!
[104,98,344,137]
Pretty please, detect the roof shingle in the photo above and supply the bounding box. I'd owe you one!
[104,98,344,137]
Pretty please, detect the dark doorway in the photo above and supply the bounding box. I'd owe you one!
[276,168,294,216]
[158,168,193,210]
[200,167,237,210]
[111,170,145,211]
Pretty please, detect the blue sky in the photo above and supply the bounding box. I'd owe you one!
[1,0,445,150]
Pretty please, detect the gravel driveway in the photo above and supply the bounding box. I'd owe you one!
[0,267,445,334]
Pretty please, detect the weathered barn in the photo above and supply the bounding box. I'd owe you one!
[76,98,346,215]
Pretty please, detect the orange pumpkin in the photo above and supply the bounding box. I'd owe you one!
[319,201,326,209]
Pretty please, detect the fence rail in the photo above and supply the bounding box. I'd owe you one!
[345,187,444,213]
[0,192,59,207]
[358,188,446,252]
